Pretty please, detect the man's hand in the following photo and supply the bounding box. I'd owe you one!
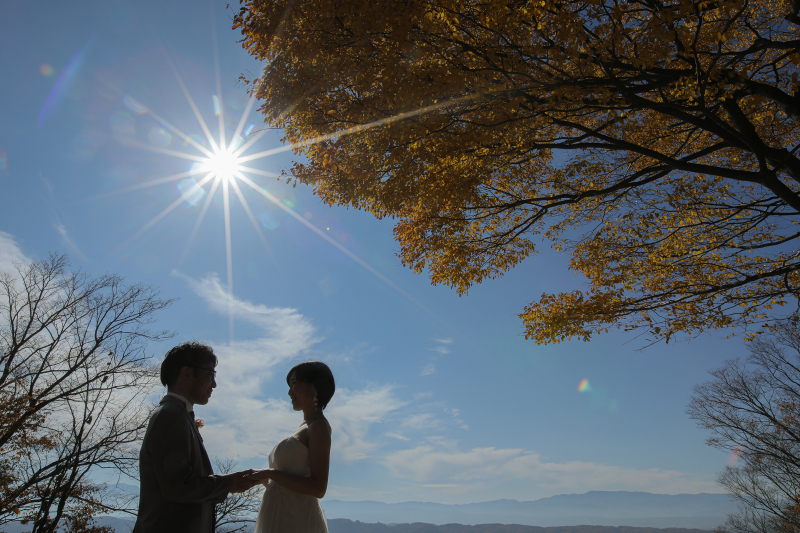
[229,470,257,493]
[245,469,273,482]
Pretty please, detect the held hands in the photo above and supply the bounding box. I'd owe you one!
[245,469,274,482]
[229,469,258,493]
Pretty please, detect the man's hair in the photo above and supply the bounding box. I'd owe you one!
[287,361,335,410]
[160,342,217,388]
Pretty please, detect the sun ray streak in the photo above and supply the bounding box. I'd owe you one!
[211,23,226,152]
[114,172,216,254]
[127,141,209,163]
[237,94,478,164]
[222,179,234,343]
[237,174,433,314]
[236,144,292,164]
[143,108,214,158]
[162,49,220,152]
[228,94,257,152]
[95,170,195,198]
[182,175,223,261]
[236,165,280,178]
[229,176,278,265]
[233,128,268,158]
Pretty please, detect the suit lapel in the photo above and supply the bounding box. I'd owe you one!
[182,409,212,469]
[160,396,214,473]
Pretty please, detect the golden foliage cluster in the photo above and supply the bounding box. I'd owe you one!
[0,392,54,519]
[235,0,800,344]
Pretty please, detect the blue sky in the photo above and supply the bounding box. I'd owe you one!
[0,0,744,504]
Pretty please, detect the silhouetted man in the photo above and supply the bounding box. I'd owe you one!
[133,342,255,533]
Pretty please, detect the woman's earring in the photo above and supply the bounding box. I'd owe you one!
[313,388,320,410]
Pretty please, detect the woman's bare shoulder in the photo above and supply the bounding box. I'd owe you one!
[307,417,332,436]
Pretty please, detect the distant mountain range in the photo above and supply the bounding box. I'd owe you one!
[0,491,738,532]
[327,520,716,533]
[320,492,738,529]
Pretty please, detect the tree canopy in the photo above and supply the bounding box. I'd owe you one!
[235,0,800,344]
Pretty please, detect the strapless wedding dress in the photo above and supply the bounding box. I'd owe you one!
[252,428,329,533]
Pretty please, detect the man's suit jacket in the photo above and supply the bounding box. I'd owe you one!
[133,395,232,533]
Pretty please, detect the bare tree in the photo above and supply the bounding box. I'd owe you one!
[0,253,174,532]
[688,325,800,533]
[213,457,262,533]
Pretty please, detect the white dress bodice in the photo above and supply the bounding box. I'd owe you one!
[253,426,329,533]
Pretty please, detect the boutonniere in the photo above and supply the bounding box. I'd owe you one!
[194,419,204,442]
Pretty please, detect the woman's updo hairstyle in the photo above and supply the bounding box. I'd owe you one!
[288,361,335,410]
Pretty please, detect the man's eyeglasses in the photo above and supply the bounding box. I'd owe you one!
[191,367,216,380]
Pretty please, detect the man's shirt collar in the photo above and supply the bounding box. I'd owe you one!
[165,392,193,412]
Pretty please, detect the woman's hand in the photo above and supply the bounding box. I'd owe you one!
[246,469,274,482]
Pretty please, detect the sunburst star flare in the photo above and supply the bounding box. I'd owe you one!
[108,64,437,341]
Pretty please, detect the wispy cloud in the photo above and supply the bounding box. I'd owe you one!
[430,338,452,355]
[444,407,468,430]
[174,271,406,464]
[401,413,440,430]
[327,386,407,462]
[423,338,452,372]
[383,444,718,497]
[54,222,88,262]
[0,232,31,275]
[40,174,88,262]
[0,233,32,329]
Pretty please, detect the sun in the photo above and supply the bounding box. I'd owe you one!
[202,147,241,183]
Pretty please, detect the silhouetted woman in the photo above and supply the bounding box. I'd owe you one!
[248,361,335,533]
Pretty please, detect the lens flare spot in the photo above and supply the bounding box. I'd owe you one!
[122,95,148,115]
[148,127,172,147]
[282,198,295,208]
[178,178,206,206]
[260,211,280,230]
[38,38,94,129]
[577,378,592,392]
[40,64,53,76]
[213,95,221,116]
[727,446,743,467]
